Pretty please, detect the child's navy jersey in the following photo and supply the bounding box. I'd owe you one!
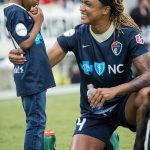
[57,24,148,118]
[4,3,55,96]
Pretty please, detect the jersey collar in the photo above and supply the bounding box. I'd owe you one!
[90,23,115,43]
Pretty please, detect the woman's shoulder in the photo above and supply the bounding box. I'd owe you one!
[118,26,144,45]
[120,26,140,36]
[122,25,140,31]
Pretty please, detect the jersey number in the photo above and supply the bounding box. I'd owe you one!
[77,118,86,131]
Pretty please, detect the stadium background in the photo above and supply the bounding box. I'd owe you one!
[0,0,138,91]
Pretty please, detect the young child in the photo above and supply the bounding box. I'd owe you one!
[4,0,55,150]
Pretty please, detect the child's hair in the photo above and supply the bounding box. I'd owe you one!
[136,95,150,150]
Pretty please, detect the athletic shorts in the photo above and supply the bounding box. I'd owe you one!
[73,95,136,144]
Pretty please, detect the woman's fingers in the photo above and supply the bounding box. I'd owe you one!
[9,52,25,64]
[90,92,103,108]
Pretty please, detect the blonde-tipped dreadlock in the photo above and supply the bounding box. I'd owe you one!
[110,0,141,33]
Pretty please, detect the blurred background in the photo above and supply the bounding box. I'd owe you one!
[0,0,149,93]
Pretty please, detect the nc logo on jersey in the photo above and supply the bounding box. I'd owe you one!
[111,41,122,56]
[80,61,93,75]
[35,33,43,45]
[94,62,105,76]
[135,34,144,44]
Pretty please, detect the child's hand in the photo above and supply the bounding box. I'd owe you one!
[30,6,38,15]
[28,7,44,25]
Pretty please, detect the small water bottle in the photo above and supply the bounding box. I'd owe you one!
[87,84,96,97]
[87,84,103,114]
[44,129,56,150]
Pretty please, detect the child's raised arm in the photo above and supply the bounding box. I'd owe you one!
[19,7,44,51]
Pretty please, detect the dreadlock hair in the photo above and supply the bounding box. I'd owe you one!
[135,95,150,150]
[107,0,141,33]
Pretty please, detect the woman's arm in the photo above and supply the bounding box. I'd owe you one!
[115,52,150,95]
[47,41,66,67]
[9,41,66,66]
[88,52,150,108]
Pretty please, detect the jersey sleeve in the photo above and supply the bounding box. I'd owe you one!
[128,30,148,58]
[8,10,30,44]
[57,28,77,53]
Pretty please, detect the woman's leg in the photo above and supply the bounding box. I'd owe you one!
[69,134,105,150]
[125,87,150,126]
[69,116,117,150]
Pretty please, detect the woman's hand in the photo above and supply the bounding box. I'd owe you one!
[9,49,25,64]
[87,84,118,108]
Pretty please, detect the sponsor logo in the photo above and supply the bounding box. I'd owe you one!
[13,66,24,74]
[94,62,105,76]
[35,33,43,45]
[135,34,144,44]
[80,61,93,75]
[108,64,124,74]
[111,41,122,56]
[82,45,90,48]
[80,61,124,75]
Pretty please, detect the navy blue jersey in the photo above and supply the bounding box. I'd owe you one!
[4,3,55,96]
[57,24,148,118]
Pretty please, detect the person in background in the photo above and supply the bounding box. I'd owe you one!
[135,93,150,150]
[130,0,150,48]
[40,0,54,4]
[4,0,55,150]
[8,0,150,149]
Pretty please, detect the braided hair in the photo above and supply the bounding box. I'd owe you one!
[100,0,141,32]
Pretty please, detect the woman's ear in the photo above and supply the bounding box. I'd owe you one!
[103,6,111,15]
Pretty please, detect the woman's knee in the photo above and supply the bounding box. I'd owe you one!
[69,134,105,150]
[135,87,150,108]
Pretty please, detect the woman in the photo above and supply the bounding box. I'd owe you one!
[9,0,150,149]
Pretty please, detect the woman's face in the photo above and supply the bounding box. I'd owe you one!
[80,0,109,25]
[23,0,39,11]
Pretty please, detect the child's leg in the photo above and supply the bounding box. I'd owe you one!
[21,90,46,150]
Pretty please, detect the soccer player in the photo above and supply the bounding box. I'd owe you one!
[8,0,150,149]
[144,118,150,150]
[4,0,55,150]
[135,95,150,150]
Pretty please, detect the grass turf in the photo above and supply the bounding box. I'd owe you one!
[0,93,135,150]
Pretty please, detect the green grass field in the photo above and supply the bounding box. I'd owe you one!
[0,93,135,150]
